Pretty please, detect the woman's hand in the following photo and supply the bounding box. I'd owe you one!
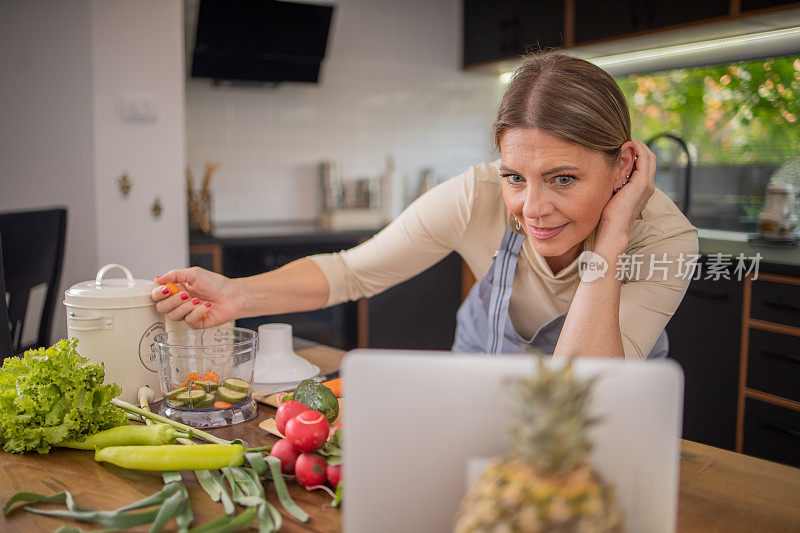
[596,139,656,252]
[150,267,245,329]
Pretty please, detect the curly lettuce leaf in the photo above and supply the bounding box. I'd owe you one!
[0,338,127,453]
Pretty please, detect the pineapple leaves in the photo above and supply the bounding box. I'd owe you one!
[506,358,601,475]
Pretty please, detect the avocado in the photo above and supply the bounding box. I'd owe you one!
[293,379,339,424]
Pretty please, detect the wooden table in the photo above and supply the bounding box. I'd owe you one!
[2,344,800,532]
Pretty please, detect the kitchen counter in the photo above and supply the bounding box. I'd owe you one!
[699,233,800,274]
[192,224,800,268]
[190,223,378,248]
[0,343,343,533]
[3,343,800,532]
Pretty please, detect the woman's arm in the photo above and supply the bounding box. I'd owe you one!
[553,139,656,359]
[553,242,627,359]
[152,166,479,329]
[151,258,329,329]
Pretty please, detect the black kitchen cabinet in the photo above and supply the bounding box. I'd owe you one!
[462,0,799,68]
[667,268,743,450]
[573,0,728,44]
[367,252,464,350]
[737,271,800,466]
[742,398,800,468]
[190,228,465,351]
[463,0,565,66]
[220,234,367,350]
[741,0,800,12]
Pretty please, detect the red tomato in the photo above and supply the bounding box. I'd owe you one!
[327,464,342,488]
[284,410,330,452]
[269,438,300,475]
[295,453,327,488]
[275,401,311,435]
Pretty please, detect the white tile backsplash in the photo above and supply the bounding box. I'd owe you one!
[186,0,505,224]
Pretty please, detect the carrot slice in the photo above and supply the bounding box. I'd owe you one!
[322,378,343,397]
[202,370,220,383]
[166,282,180,296]
[213,400,232,409]
[180,373,204,389]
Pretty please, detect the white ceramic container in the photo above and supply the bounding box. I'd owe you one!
[63,263,183,403]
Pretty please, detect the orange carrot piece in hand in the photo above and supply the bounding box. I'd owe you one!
[166,282,180,296]
[323,378,343,397]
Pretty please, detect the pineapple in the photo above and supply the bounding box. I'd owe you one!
[454,358,622,533]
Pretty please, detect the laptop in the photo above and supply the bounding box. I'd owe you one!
[342,350,683,533]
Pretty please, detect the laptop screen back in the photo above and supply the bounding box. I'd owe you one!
[342,350,683,533]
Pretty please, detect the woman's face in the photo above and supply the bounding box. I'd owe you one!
[499,128,627,270]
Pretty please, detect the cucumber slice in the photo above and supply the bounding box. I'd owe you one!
[194,393,216,409]
[174,389,206,407]
[194,380,219,393]
[166,386,188,399]
[221,378,250,393]
[167,397,186,408]
[216,386,248,404]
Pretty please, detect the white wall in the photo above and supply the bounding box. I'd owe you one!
[0,0,96,343]
[0,0,187,344]
[185,0,506,224]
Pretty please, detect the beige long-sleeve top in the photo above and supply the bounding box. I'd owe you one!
[310,160,699,359]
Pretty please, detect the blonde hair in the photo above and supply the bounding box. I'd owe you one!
[493,53,631,163]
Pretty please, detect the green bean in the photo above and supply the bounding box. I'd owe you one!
[112,398,232,445]
[95,444,245,471]
[59,424,189,450]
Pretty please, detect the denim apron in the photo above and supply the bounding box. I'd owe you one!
[452,226,668,358]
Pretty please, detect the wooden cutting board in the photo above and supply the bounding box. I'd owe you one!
[254,391,292,408]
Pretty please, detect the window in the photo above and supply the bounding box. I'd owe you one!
[616,55,800,231]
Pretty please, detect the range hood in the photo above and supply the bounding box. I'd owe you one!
[189,0,334,84]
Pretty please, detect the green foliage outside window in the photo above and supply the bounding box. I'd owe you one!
[616,55,800,165]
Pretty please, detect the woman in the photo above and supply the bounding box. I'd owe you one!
[152,54,698,360]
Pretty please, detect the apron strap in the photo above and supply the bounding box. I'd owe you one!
[486,227,524,353]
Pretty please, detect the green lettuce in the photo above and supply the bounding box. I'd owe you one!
[0,338,127,453]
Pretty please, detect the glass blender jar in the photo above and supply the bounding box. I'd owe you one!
[153,326,258,428]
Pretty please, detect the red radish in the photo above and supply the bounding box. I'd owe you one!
[284,410,330,452]
[269,438,299,475]
[327,464,342,488]
[295,453,327,488]
[275,400,311,434]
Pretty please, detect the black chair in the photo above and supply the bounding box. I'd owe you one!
[0,235,13,361]
[0,208,67,355]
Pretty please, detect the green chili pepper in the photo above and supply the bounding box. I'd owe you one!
[95,444,245,471]
[59,424,189,450]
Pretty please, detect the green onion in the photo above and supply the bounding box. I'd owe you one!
[112,398,232,446]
